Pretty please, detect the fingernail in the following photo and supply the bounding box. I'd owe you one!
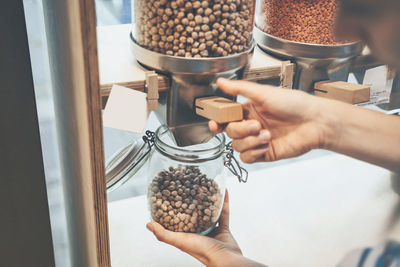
[248,122,259,133]
[217,77,227,84]
[259,131,270,143]
[146,223,154,232]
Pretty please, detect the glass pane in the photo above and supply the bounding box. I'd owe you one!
[95,0,163,201]
[96,0,132,26]
[22,1,71,266]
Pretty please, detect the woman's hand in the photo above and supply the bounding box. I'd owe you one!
[210,78,332,163]
[211,78,400,173]
[146,191,266,267]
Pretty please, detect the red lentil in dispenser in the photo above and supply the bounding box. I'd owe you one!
[257,0,347,45]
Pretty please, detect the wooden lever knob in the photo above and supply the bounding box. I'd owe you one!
[195,96,243,124]
[314,80,370,104]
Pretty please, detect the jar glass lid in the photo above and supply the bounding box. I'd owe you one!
[105,137,152,192]
[105,126,248,192]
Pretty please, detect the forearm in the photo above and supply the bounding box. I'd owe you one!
[320,98,400,173]
[209,252,267,267]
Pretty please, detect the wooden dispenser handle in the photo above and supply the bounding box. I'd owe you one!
[195,96,243,123]
[145,71,159,111]
[314,80,370,104]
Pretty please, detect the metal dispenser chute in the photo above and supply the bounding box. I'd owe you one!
[130,34,254,146]
[253,27,365,92]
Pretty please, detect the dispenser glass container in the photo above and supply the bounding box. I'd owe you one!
[147,125,226,234]
[132,0,256,57]
[256,0,347,45]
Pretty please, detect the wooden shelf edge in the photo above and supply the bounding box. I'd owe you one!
[101,65,285,97]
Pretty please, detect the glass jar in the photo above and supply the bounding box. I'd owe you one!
[256,0,351,45]
[132,0,256,57]
[148,125,228,234]
[105,125,248,235]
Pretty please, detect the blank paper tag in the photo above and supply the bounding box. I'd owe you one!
[103,85,148,133]
[360,66,394,106]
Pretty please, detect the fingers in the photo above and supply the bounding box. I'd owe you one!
[218,190,230,230]
[216,78,271,104]
[232,130,271,152]
[146,222,206,256]
[209,119,269,164]
[146,222,180,245]
[209,119,262,139]
[225,120,261,139]
[209,120,224,134]
[239,146,269,164]
[146,221,223,266]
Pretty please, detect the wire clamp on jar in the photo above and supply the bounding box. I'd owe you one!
[224,141,248,183]
[134,130,156,166]
[142,130,155,147]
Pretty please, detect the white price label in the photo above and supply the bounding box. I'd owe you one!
[360,65,394,105]
[103,85,149,133]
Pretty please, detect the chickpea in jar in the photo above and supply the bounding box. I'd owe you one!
[148,165,222,233]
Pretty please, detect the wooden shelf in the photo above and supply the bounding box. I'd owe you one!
[98,24,289,98]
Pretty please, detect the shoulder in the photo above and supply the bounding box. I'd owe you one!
[338,241,400,267]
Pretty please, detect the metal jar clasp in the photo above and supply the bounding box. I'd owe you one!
[224,141,249,183]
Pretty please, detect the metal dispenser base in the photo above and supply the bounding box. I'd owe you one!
[253,27,364,91]
[130,33,254,146]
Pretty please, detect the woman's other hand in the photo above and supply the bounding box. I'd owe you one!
[146,190,266,267]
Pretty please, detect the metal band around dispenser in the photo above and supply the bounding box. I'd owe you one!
[130,32,255,75]
[224,141,249,183]
[253,26,364,60]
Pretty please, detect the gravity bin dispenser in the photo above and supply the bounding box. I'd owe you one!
[254,0,366,92]
[131,0,256,146]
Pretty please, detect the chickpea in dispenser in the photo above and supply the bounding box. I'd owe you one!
[133,0,255,57]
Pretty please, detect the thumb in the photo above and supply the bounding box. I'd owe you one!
[216,78,271,104]
[218,189,230,230]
